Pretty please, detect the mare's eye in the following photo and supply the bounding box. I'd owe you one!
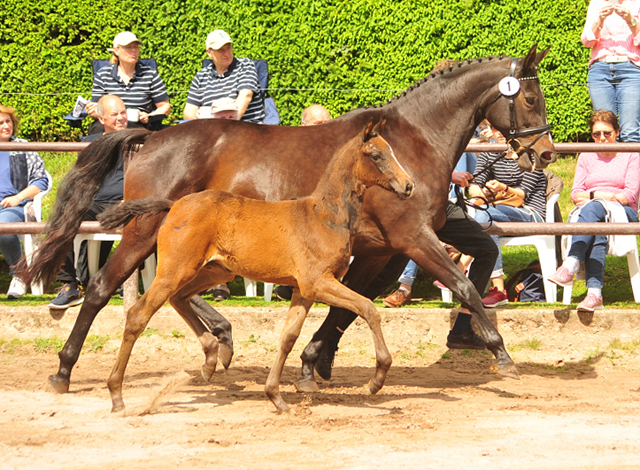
[525,97,535,106]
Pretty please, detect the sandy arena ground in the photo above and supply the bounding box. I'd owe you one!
[1,303,640,469]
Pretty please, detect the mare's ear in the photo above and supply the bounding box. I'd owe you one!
[521,44,549,73]
[363,120,375,142]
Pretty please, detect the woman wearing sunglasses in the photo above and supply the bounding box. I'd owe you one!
[550,110,640,312]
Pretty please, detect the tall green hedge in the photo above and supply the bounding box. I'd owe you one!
[1,0,591,142]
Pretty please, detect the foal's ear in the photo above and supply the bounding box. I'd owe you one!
[373,118,386,135]
[363,120,375,141]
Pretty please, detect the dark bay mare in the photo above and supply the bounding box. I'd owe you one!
[22,45,557,394]
[97,120,414,412]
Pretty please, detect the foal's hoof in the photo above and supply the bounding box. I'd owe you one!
[366,379,382,395]
[218,342,233,371]
[111,403,126,413]
[294,378,320,393]
[497,362,520,380]
[48,374,70,394]
[201,365,216,382]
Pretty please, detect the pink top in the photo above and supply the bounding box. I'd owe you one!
[582,0,640,66]
[571,152,640,211]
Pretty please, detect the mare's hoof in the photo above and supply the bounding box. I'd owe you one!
[48,374,70,394]
[366,380,382,395]
[294,378,320,393]
[111,403,125,413]
[498,362,520,380]
[218,342,233,371]
[201,365,216,382]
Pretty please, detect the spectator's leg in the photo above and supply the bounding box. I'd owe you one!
[588,62,618,116]
[613,62,640,143]
[0,206,26,276]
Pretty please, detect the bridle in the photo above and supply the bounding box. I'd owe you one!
[488,57,551,158]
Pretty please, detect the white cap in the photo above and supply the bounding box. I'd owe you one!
[210,97,238,113]
[110,32,141,50]
[206,30,233,50]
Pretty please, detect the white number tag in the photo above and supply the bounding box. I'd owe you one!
[499,77,520,97]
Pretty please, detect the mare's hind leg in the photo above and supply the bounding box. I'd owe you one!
[190,296,234,371]
[50,218,162,393]
[169,264,235,381]
[265,290,315,412]
[407,228,518,379]
[297,255,391,390]
[302,275,392,395]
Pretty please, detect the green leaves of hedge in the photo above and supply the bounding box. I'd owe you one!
[1,0,591,142]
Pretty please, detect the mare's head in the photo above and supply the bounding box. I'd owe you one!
[356,119,414,200]
[485,44,557,172]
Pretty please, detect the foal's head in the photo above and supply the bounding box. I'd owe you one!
[356,119,414,200]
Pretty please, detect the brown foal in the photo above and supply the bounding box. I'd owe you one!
[98,119,414,412]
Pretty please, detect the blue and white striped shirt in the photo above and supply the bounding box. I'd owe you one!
[186,57,265,123]
[91,62,169,114]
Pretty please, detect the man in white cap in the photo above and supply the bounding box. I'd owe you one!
[183,30,265,123]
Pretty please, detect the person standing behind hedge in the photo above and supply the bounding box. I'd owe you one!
[182,30,265,123]
[85,32,171,135]
[0,104,49,299]
[582,0,640,142]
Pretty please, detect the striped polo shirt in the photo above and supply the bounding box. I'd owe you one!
[91,62,169,113]
[186,57,265,123]
[473,152,547,219]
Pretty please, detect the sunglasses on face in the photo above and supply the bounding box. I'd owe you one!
[592,131,613,139]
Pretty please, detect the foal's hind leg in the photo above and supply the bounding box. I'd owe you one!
[302,275,392,395]
[265,290,315,412]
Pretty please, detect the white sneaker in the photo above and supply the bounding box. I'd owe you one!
[7,277,27,299]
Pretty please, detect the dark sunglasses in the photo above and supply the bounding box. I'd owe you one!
[592,131,613,139]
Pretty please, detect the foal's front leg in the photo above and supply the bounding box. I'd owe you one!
[302,275,392,395]
[265,290,315,412]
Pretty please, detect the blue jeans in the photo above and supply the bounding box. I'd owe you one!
[474,205,543,277]
[588,61,640,143]
[399,259,420,286]
[0,204,26,276]
[568,201,639,289]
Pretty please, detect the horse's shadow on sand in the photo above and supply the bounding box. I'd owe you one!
[147,352,605,413]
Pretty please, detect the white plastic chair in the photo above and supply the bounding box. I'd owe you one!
[72,234,157,293]
[440,193,561,303]
[561,241,640,305]
[22,171,53,295]
[243,278,274,301]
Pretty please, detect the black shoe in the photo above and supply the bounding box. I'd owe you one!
[212,284,230,301]
[274,285,294,301]
[315,342,338,381]
[446,330,487,350]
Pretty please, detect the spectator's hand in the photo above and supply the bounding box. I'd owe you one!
[485,179,507,193]
[1,196,21,208]
[614,4,633,23]
[138,111,149,124]
[613,192,627,205]
[85,102,98,118]
[451,172,474,187]
[574,195,590,207]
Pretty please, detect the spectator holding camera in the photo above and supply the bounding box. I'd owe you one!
[582,0,640,142]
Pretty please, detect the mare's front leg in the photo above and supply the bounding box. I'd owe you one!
[302,275,392,395]
[50,220,160,394]
[408,228,518,379]
[296,255,391,390]
[265,290,315,412]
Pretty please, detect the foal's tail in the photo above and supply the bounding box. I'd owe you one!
[98,198,175,231]
[19,128,153,287]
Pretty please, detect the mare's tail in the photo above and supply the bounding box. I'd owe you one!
[19,128,153,287]
[98,198,174,230]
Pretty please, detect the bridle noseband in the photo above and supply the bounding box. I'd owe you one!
[489,57,551,158]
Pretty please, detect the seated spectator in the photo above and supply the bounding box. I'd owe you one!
[467,127,547,308]
[274,104,332,301]
[85,32,170,135]
[582,0,640,142]
[550,110,640,312]
[49,95,128,310]
[0,104,49,299]
[183,30,265,123]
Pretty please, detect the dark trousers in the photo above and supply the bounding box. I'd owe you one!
[56,200,120,287]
